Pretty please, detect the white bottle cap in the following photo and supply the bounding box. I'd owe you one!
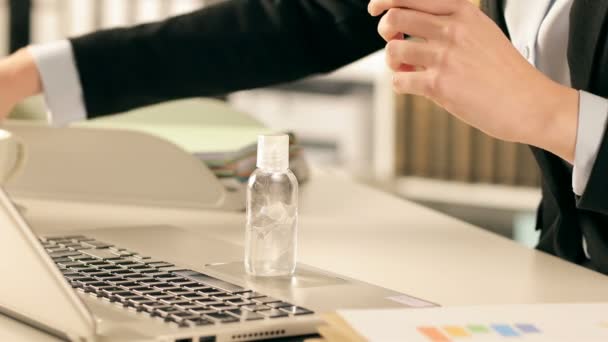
[257,134,289,171]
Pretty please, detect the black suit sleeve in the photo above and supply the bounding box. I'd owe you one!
[576,125,608,214]
[69,0,384,118]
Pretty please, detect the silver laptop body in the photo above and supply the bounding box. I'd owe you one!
[0,188,435,342]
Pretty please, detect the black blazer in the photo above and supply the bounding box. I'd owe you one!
[70,0,608,274]
[483,0,608,274]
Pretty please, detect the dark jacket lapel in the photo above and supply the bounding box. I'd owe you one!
[569,0,608,91]
[481,0,509,38]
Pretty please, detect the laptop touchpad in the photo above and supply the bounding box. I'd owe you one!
[204,261,348,289]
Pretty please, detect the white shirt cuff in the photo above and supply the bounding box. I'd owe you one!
[572,91,608,195]
[27,40,87,126]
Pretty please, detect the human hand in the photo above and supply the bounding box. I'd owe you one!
[368,0,579,162]
[0,49,42,121]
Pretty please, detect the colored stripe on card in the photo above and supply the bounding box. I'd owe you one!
[491,324,520,337]
[443,326,470,337]
[417,326,452,342]
[516,324,541,333]
[467,325,490,333]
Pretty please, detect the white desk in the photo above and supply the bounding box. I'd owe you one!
[4,174,608,340]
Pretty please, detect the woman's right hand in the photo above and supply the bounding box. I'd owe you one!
[0,49,42,120]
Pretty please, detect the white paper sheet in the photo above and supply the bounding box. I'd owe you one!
[338,303,608,342]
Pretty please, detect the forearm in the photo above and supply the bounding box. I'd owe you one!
[71,0,383,117]
[0,48,41,107]
[522,80,579,164]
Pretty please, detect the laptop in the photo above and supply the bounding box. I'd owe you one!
[0,188,436,342]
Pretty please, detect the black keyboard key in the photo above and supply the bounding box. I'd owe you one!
[167,289,193,296]
[187,307,217,315]
[173,270,245,294]
[228,309,265,321]
[99,266,122,271]
[150,272,174,279]
[124,285,150,292]
[145,292,174,300]
[180,283,210,290]
[81,241,113,249]
[260,309,289,319]
[141,303,170,313]
[111,269,133,275]
[146,291,173,300]
[194,299,223,307]
[266,302,293,309]
[81,249,120,260]
[243,312,265,321]
[252,296,281,304]
[116,281,139,288]
[174,303,201,311]
[111,250,134,257]
[188,318,214,326]
[62,272,82,279]
[88,272,114,278]
[212,294,240,301]
[102,277,126,284]
[112,261,140,267]
[75,277,98,284]
[181,295,208,302]
[61,242,84,249]
[279,306,314,316]
[69,256,96,262]
[226,299,253,306]
[126,274,150,280]
[160,298,189,306]
[79,268,102,274]
[84,281,109,288]
[242,304,271,312]
[49,251,81,259]
[135,278,158,283]
[100,287,126,295]
[239,292,266,299]
[169,312,200,322]
[132,288,161,296]
[50,248,71,253]
[124,264,150,270]
[196,287,222,294]
[209,305,239,311]
[152,308,180,318]
[128,296,155,305]
[85,260,110,266]
[167,278,191,284]
[52,257,72,263]
[205,312,239,323]
[147,262,174,268]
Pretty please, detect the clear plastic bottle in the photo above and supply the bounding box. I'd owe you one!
[245,134,298,277]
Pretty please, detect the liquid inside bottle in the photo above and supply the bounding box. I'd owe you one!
[245,135,298,277]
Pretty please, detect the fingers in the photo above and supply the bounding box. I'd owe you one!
[385,39,437,71]
[392,71,437,97]
[377,8,444,41]
[368,0,466,16]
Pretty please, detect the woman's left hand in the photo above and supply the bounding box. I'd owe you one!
[368,0,579,162]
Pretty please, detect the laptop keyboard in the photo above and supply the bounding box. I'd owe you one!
[39,235,314,328]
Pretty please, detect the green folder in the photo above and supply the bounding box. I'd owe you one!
[71,98,277,156]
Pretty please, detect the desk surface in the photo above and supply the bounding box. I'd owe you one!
[4,173,608,340]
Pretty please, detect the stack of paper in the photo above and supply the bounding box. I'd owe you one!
[311,303,608,342]
[72,98,310,184]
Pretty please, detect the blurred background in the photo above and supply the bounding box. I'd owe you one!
[2,0,541,247]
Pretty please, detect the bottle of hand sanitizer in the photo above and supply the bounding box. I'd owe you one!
[245,134,298,277]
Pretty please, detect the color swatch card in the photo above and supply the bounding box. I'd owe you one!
[336,303,608,342]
